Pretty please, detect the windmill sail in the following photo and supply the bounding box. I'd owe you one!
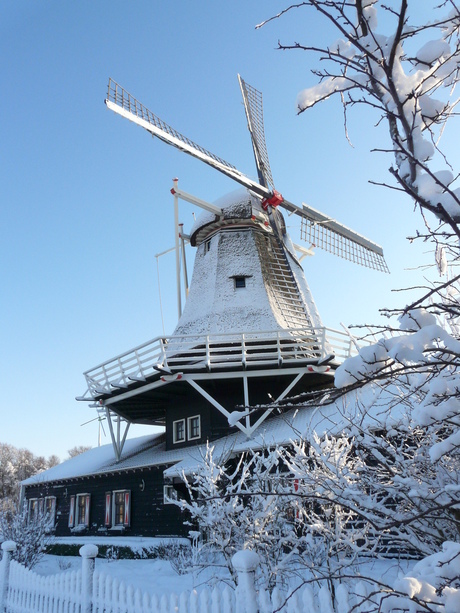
[105,79,256,190]
[105,78,388,272]
[298,202,389,272]
[238,75,275,192]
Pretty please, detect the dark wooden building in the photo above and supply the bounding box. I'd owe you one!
[22,404,337,539]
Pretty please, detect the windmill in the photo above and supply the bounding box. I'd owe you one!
[77,75,387,460]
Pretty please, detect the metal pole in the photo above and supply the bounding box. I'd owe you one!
[179,223,189,298]
[173,179,182,318]
[243,375,250,431]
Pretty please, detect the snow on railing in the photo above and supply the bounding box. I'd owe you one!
[1,541,379,613]
[82,326,363,399]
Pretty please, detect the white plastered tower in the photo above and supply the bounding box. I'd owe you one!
[173,189,323,338]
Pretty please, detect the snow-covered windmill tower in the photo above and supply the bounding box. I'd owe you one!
[79,77,388,460]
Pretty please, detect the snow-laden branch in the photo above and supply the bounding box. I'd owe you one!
[266,0,460,233]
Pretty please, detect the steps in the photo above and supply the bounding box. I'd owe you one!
[256,233,312,330]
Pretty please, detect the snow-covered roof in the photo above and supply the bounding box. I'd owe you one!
[189,188,261,244]
[22,432,179,486]
[24,384,406,486]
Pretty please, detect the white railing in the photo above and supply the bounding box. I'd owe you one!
[82,327,360,399]
[0,541,377,613]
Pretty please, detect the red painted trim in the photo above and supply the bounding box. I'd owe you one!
[124,491,131,526]
[105,493,112,526]
[68,496,75,527]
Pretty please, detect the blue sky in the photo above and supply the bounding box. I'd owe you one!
[1,2,453,460]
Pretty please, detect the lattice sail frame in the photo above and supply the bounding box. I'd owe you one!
[238,75,275,191]
[301,216,389,272]
[106,79,238,174]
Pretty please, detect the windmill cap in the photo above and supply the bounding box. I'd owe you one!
[190,188,270,246]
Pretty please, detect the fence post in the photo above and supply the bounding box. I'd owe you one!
[232,550,259,613]
[0,541,16,612]
[80,544,98,613]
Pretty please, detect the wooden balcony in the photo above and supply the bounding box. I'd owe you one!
[81,327,360,400]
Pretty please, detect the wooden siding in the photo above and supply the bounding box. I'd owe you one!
[165,399,236,450]
[24,466,190,538]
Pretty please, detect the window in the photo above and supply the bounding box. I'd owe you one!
[173,419,186,443]
[28,498,39,522]
[28,497,56,527]
[45,496,56,527]
[112,490,131,527]
[234,276,246,289]
[74,494,90,527]
[187,415,201,440]
[104,490,131,528]
[173,415,201,444]
[205,239,211,253]
[163,485,178,504]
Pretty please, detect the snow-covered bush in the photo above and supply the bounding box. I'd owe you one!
[257,2,460,608]
[173,443,306,590]
[380,542,460,612]
[0,442,59,510]
[0,503,54,569]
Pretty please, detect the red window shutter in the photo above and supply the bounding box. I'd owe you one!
[123,491,131,526]
[68,496,75,527]
[84,495,91,527]
[105,492,112,526]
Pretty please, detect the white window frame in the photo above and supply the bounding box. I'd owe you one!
[28,498,39,522]
[111,489,131,528]
[163,485,178,505]
[173,418,186,444]
[187,415,201,441]
[44,496,57,528]
[75,493,91,527]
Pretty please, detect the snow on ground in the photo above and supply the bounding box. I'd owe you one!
[35,555,193,598]
[33,552,417,601]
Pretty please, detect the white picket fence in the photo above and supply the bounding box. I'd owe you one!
[0,540,374,613]
[6,561,82,612]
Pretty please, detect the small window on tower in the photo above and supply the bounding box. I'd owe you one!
[234,277,246,289]
[205,239,211,253]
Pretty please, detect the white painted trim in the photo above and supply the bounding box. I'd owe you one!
[163,485,178,504]
[75,493,91,527]
[187,415,201,441]
[172,418,186,444]
[111,489,131,527]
